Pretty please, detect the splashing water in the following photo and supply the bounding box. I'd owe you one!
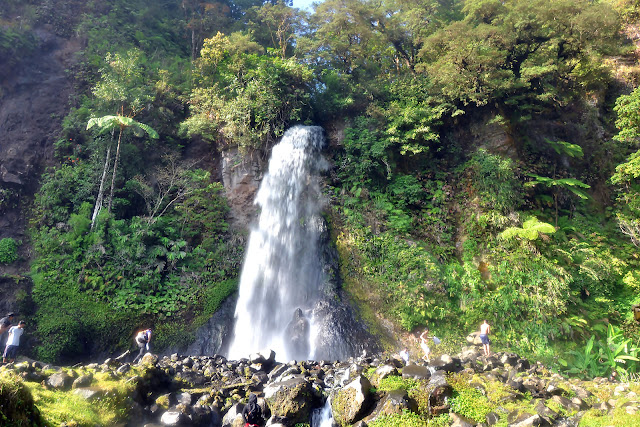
[228,126,328,361]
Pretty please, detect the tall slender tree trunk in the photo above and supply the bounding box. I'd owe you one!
[91,145,112,230]
[107,127,124,213]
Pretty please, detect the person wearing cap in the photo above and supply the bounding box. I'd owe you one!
[3,320,25,364]
[132,328,152,364]
[0,313,15,346]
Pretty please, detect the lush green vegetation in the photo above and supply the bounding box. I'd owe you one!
[0,238,19,264]
[0,0,639,377]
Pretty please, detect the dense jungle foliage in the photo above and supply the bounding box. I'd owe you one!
[2,0,640,379]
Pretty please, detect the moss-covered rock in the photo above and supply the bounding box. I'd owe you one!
[0,371,45,426]
[264,377,319,424]
[331,375,373,426]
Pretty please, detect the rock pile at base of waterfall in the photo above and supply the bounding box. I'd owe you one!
[1,347,638,426]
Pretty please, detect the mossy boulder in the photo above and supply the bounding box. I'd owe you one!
[264,377,319,424]
[331,375,373,426]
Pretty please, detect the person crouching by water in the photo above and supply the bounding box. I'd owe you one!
[3,320,25,364]
[480,320,491,356]
[132,328,152,364]
[242,393,264,427]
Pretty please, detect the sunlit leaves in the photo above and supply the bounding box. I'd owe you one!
[499,216,555,241]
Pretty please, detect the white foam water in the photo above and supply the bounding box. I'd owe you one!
[228,126,328,361]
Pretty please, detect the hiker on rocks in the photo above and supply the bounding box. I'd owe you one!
[479,319,491,356]
[242,393,264,427]
[420,329,433,363]
[400,348,410,365]
[0,312,15,346]
[132,328,152,364]
[3,320,25,364]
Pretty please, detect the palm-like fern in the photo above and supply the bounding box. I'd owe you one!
[87,114,159,226]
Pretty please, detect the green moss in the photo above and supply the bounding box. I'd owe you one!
[368,410,429,427]
[377,375,419,392]
[0,371,45,427]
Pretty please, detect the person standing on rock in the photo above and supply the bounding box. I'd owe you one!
[479,320,491,356]
[420,329,433,363]
[0,312,15,346]
[242,393,264,427]
[132,328,152,364]
[2,320,25,364]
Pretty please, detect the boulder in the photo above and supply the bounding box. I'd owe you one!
[265,377,319,425]
[331,375,373,426]
[369,364,398,387]
[401,364,431,380]
[466,332,483,346]
[425,371,453,416]
[160,411,190,426]
[46,372,73,390]
[221,402,244,427]
[72,374,93,389]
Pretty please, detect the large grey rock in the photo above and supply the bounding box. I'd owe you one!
[401,364,431,380]
[466,331,483,346]
[265,377,319,425]
[72,374,92,389]
[331,375,373,426]
[46,372,73,390]
[221,403,244,427]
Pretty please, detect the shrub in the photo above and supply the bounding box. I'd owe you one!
[0,237,18,264]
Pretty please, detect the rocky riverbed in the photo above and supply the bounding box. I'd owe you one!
[1,344,639,427]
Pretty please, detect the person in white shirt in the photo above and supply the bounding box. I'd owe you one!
[132,329,152,364]
[480,320,491,356]
[3,320,25,363]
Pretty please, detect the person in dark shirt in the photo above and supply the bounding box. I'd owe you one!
[242,393,264,427]
[0,313,15,346]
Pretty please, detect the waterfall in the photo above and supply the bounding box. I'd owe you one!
[228,126,328,361]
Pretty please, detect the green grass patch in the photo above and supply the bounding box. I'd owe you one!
[377,375,420,392]
[368,410,429,427]
[22,369,137,426]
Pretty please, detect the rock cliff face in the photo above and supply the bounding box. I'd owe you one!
[0,26,81,314]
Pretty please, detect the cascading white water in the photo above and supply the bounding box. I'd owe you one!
[228,126,328,361]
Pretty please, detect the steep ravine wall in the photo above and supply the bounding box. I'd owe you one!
[0,26,81,314]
